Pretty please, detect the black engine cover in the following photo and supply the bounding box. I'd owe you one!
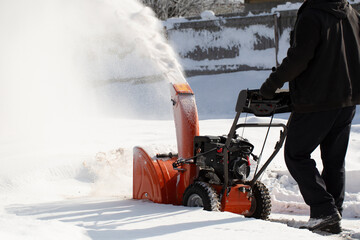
[193,135,254,185]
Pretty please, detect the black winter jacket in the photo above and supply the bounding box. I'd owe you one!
[261,0,360,113]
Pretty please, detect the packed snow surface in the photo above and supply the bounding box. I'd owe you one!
[0,0,359,239]
[1,71,359,239]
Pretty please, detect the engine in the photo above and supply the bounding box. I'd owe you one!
[193,135,255,186]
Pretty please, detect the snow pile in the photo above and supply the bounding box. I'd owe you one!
[271,2,302,13]
[201,10,217,20]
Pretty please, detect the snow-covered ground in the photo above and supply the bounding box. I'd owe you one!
[0,0,359,239]
[1,70,359,240]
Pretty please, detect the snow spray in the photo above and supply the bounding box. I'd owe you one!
[0,0,187,143]
[0,0,188,200]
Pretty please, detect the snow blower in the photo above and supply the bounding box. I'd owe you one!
[133,82,291,219]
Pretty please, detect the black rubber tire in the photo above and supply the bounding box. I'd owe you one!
[245,181,271,220]
[182,182,220,211]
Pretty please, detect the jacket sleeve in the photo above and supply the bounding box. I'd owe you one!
[261,10,322,97]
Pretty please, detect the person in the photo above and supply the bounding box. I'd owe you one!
[259,0,360,234]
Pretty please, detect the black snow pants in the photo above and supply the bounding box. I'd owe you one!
[284,106,356,218]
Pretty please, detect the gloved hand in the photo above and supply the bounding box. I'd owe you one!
[260,80,277,99]
[260,70,281,99]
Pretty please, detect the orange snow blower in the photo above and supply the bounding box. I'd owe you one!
[133,82,291,219]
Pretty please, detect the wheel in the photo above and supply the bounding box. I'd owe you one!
[245,181,271,220]
[182,182,220,211]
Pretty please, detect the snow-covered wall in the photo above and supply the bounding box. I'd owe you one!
[165,2,360,77]
[164,11,294,76]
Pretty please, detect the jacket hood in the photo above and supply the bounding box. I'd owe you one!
[307,0,350,19]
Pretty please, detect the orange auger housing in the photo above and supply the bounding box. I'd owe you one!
[133,82,199,205]
[132,82,253,215]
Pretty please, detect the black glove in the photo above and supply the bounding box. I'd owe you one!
[260,70,282,99]
[260,80,277,99]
